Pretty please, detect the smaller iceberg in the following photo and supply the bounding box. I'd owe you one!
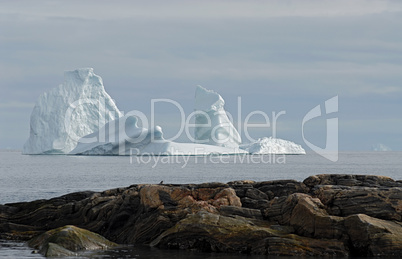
[240,137,306,154]
[194,86,241,148]
[194,86,305,155]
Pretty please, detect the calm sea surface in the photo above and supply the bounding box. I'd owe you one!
[1,150,401,258]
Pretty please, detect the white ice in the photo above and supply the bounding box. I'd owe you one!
[240,137,306,154]
[70,114,246,155]
[194,85,241,148]
[23,68,122,154]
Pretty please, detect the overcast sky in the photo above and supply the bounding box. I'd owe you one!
[1,0,401,151]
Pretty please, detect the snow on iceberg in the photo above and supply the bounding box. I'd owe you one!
[240,137,306,154]
[23,68,122,154]
[70,114,246,155]
[194,85,241,148]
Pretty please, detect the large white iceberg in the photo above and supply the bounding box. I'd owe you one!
[70,114,245,155]
[23,68,122,154]
[194,85,241,148]
[23,69,305,156]
[240,137,306,154]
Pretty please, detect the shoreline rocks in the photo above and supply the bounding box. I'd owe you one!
[1,174,402,256]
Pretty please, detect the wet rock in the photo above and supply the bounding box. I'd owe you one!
[150,210,348,256]
[42,242,77,257]
[28,225,116,257]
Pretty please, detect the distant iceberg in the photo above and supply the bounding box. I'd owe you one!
[240,137,306,155]
[372,143,392,152]
[23,68,121,154]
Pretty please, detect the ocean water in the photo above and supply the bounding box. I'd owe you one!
[1,150,401,258]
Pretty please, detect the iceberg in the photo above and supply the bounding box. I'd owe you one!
[23,68,122,154]
[194,86,241,148]
[372,143,392,152]
[70,115,246,155]
[240,137,306,154]
[23,68,305,156]
[194,86,305,155]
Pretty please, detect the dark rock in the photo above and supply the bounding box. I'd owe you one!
[197,182,229,188]
[255,180,309,199]
[263,193,345,239]
[240,197,269,210]
[219,205,262,220]
[345,214,402,256]
[245,188,269,200]
[150,210,348,256]
[312,185,402,221]
[227,180,255,185]
[304,174,402,188]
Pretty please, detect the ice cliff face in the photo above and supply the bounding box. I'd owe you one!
[194,86,241,148]
[23,68,122,154]
[240,137,306,154]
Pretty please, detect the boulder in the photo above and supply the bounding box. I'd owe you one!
[264,193,344,239]
[345,214,402,256]
[28,225,116,257]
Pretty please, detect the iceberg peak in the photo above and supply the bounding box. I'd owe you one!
[195,85,225,111]
[194,85,241,148]
[23,68,122,154]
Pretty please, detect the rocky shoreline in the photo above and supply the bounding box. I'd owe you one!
[1,174,402,256]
